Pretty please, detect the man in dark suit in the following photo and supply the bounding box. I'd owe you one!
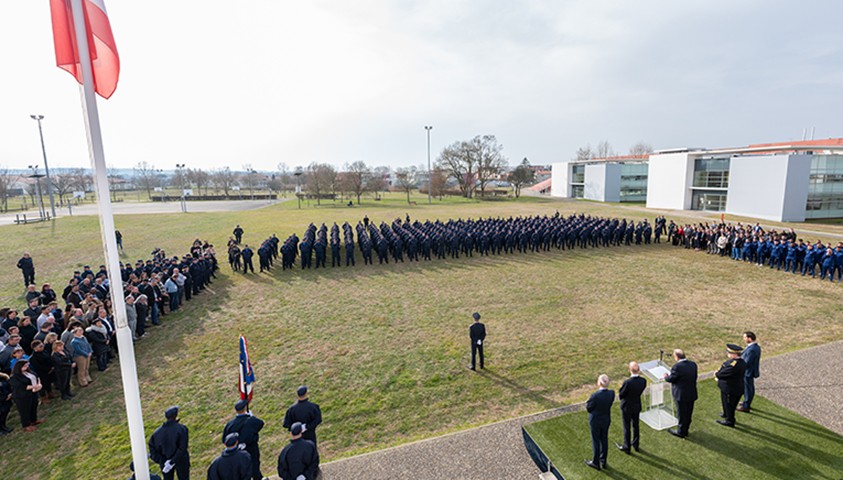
[664,349,698,438]
[616,361,647,454]
[715,344,746,427]
[738,331,761,413]
[585,374,615,471]
[469,312,486,371]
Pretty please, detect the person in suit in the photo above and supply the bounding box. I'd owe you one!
[469,312,486,371]
[585,374,614,471]
[739,331,761,413]
[715,344,746,427]
[616,361,646,454]
[664,349,698,438]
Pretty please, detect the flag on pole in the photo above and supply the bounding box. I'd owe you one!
[239,336,255,403]
[49,0,120,98]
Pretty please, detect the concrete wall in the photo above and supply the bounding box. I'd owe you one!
[646,152,693,210]
[550,161,570,198]
[726,154,812,222]
[583,164,621,202]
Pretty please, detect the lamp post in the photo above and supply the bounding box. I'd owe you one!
[30,115,57,218]
[294,167,303,209]
[176,164,187,212]
[424,126,433,204]
[28,165,46,219]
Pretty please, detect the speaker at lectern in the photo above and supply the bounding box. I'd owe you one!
[638,358,678,430]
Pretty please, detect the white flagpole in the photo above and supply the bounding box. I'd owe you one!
[68,1,151,479]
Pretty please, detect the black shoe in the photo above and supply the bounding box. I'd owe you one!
[716,420,735,427]
[668,428,686,438]
[719,412,726,418]
[469,366,475,371]
[633,445,640,453]
[584,460,601,471]
[601,462,608,469]
[615,442,631,454]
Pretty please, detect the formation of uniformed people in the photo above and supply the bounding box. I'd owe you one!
[670,222,843,282]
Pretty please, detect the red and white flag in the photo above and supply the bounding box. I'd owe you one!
[50,0,120,99]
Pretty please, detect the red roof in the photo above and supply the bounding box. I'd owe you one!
[747,138,843,148]
[590,154,649,162]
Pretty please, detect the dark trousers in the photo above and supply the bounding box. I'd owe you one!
[589,420,609,465]
[162,461,190,480]
[23,270,35,287]
[13,394,38,427]
[720,389,741,425]
[621,408,640,449]
[55,367,72,398]
[96,351,109,371]
[246,445,262,480]
[676,400,695,436]
[743,376,755,408]
[0,400,11,430]
[243,259,254,273]
[471,342,484,369]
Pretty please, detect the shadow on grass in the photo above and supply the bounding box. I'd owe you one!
[750,408,843,444]
[636,447,712,480]
[478,369,561,411]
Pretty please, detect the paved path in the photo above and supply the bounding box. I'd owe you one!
[316,341,843,479]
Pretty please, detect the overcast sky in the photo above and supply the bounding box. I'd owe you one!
[3,0,842,173]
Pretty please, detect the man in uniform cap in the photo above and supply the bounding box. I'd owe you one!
[715,344,746,427]
[469,312,486,371]
[207,433,253,480]
[283,386,323,447]
[277,422,319,480]
[148,406,190,480]
[222,399,266,480]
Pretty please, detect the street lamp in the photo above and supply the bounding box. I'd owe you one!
[28,165,46,219]
[425,125,433,204]
[294,167,303,209]
[176,164,187,212]
[156,169,164,201]
[30,115,57,218]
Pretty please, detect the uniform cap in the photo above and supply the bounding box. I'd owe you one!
[290,422,304,435]
[235,399,249,412]
[296,385,308,397]
[472,312,481,321]
[726,343,743,354]
[165,406,179,419]
[224,432,240,447]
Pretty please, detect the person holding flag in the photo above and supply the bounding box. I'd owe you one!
[223,400,265,480]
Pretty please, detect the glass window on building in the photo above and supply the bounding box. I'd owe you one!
[571,164,585,184]
[692,190,728,211]
[693,157,730,189]
[571,185,584,198]
[806,155,843,218]
[620,163,648,202]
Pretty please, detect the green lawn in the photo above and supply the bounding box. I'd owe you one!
[0,194,841,479]
[525,380,843,480]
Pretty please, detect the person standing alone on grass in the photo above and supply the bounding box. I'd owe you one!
[234,225,244,244]
[283,386,323,447]
[17,252,35,288]
[469,312,486,370]
[585,374,614,471]
[739,331,761,413]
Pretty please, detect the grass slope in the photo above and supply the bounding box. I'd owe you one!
[0,195,841,479]
[525,380,843,480]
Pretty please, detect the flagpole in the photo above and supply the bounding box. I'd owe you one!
[68,1,150,479]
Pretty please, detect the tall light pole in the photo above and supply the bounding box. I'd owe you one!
[28,165,46,219]
[425,125,433,204]
[30,115,57,218]
[176,164,187,212]
[294,167,303,209]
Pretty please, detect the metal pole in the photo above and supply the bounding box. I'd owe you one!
[32,115,57,218]
[425,126,433,204]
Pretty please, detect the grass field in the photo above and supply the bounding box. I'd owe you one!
[525,379,843,479]
[0,194,841,479]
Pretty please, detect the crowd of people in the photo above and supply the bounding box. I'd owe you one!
[0,240,219,437]
[667,221,843,281]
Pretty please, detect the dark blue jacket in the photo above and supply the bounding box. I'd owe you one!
[741,343,761,379]
[618,376,647,413]
[207,448,252,480]
[586,388,614,427]
[665,359,698,403]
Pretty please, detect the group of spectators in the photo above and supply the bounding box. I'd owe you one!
[0,240,219,436]
[668,221,843,281]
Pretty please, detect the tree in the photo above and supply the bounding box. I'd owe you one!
[50,174,75,206]
[574,145,593,162]
[212,167,236,196]
[133,162,158,199]
[395,166,418,204]
[474,135,508,196]
[508,157,535,198]
[0,167,18,212]
[71,168,93,193]
[305,162,336,205]
[187,168,210,195]
[437,138,479,198]
[596,140,615,159]
[629,142,654,156]
[343,161,370,204]
[429,168,447,199]
[367,166,388,196]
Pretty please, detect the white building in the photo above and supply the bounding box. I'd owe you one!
[551,155,648,203]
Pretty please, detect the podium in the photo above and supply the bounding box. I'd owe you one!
[638,359,678,430]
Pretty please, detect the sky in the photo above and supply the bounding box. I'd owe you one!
[3,0,843,173]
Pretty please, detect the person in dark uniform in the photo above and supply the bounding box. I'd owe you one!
[616,361,646,454]
[148,406,190,480]
[128,461,162,480]
[738,331,761,413]
[277,422,319,480]
[469,312,486,371]
[283,386,323,447]
[207,433,252,480]
[715,343,746,427]
[585,374,614,471]
[222,399,265,480]
[664,349,698,438]
[241,245,254,274]
[17,252,35,288]
[233,225,244,244]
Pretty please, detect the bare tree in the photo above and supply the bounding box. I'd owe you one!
[305,162,337,205]
[133,162,158,199]
[574,145,593,162]
[71,168,93,193]
[0,167,18,212]
[187,168,210,195]
[429,168,447,199]
[343,161,370,204]
[395,166,418,204]
[212,167,236,196]
[367,166,388,197]
[474,135,508,196]
[437,139,478,198]
[628,142,654,156]
[508,157,535,198]
[50,174,76,206]
[596,140,615,159]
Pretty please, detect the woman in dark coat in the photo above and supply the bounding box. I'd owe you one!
[9,360,42,432]
[86,319,110,371]
[51,340,74,400]
[29,340,55,402]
